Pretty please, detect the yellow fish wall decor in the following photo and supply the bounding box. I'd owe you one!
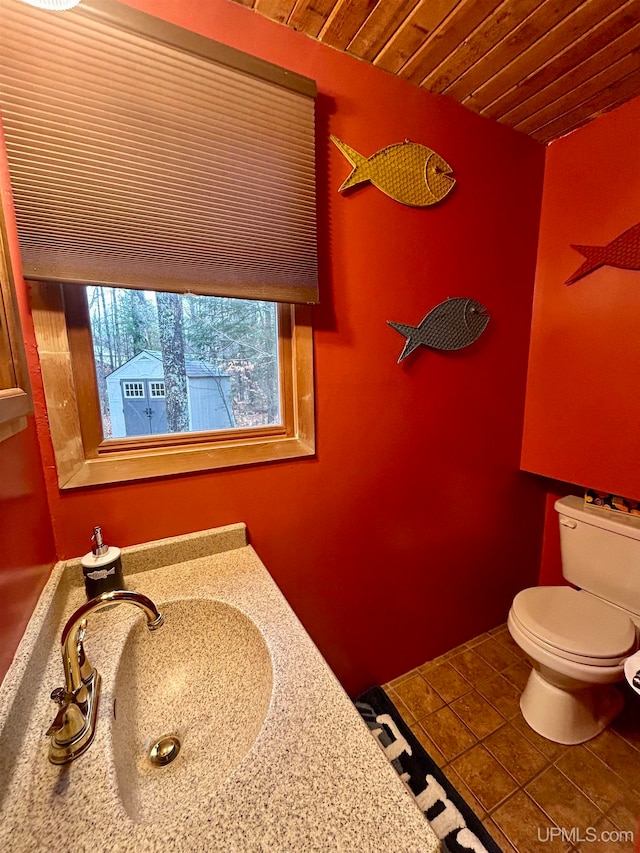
[330,136,455,208]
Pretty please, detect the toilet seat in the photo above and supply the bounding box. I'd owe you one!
[512,587,636,666]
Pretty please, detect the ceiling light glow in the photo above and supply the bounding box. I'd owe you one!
[17,0,81,9]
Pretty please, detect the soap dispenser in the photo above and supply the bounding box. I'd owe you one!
[81,526,124,599]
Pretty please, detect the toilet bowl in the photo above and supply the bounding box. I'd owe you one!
[508,496,640,745]
[508,587,636,744]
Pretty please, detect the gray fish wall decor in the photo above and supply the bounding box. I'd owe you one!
[388,298,489,363]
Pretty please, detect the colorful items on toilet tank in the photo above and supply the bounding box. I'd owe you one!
[585,489,640,516]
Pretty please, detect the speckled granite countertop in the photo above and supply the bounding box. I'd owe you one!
[0,524,439,852]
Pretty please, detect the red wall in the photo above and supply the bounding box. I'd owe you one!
[521,95,640,501]
[0,117,56,683]
[0,425,56,680]
[5,0,548,696]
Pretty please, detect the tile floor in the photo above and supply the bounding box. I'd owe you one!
[383,624,640,853]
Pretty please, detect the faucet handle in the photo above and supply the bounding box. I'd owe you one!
[46,688,75,737]
[74,619,95,684]
[46,705,68,737]
[46,691,89,743]
[51,687,73,706]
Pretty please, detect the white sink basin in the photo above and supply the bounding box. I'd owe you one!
[110,598,273,824]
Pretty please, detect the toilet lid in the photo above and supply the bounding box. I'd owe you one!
[512,587,636,660]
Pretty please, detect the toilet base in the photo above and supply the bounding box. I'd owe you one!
[520,669,624,745]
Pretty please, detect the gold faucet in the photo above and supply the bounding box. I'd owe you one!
[47,590,164,765]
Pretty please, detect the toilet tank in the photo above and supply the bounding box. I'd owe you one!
[556,496,640,618]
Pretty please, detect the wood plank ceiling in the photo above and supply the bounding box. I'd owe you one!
[230,0,640,144]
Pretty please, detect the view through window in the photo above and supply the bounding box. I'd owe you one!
[87,286,280,440]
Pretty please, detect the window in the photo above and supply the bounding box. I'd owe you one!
[30,280,313,489]
[87,287,281,441]
[123,383,145,399]
[149,383,165,400]
[2,0,317,486]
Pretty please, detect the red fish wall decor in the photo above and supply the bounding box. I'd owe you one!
[565,220,640,285]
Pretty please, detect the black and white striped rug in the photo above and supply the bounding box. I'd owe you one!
[355,687,502,853]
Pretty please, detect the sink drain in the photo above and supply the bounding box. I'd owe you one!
[149,735,181,767]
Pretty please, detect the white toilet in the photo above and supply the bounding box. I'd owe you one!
[508,495,640,745]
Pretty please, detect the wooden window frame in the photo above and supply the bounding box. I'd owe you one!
[30,280,314,489]
[0,218,32,443]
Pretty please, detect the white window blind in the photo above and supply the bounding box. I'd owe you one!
[0,0,318,303]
